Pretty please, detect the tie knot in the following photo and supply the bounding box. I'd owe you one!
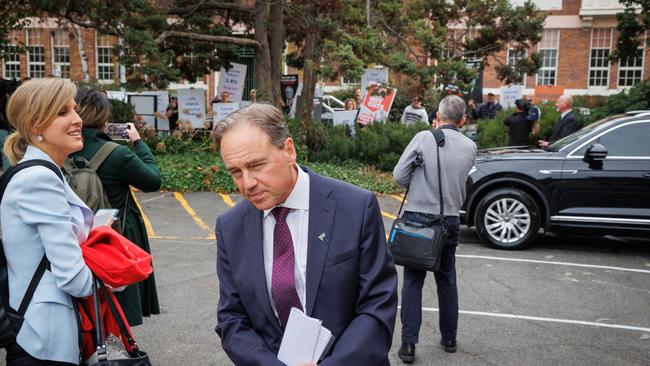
[272,206,290,223]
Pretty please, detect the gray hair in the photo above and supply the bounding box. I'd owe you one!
[212,103,291,150]
[438,95,466,124]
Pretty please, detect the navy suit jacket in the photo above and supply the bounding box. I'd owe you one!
[215,168,398,365]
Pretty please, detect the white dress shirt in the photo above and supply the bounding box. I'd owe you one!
[560,109,571,120]
[263,165,310,317]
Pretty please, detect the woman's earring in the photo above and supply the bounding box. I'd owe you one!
[36,135,44,142]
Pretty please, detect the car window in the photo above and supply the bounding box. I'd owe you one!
[574,122,650,157]
[552,115,622,152]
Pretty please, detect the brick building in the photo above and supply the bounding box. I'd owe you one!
[481,0,649,97]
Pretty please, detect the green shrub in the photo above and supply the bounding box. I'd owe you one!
[584,79,650,123]
[109,99,135,123]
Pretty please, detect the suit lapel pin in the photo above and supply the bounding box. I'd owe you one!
[318,233,326,242]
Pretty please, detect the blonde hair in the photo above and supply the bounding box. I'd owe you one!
[4,78,77,164]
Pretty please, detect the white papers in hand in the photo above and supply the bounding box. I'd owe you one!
[277,308,333,365]
[93,209,119,229]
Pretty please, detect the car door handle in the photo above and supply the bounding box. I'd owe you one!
[643,173,650,179]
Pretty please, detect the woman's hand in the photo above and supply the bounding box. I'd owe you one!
[125,122,142,143]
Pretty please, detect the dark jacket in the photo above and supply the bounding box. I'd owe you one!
[504,112,533,146]
[71,127,161,326]
[216,168,397,366]
[549,111,580,143]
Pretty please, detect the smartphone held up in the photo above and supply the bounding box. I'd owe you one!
[107,123,130,140]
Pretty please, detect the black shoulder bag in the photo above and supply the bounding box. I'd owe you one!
[86,278,151,366]
[0,160,62,348]
[388,129,448,272]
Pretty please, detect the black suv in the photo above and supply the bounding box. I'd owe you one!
[461,111,650,250]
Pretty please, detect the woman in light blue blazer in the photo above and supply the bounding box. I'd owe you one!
[1,78,94,365]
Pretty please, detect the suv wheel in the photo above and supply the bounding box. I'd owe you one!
[474,188,541,250]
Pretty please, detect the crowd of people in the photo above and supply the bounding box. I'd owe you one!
[0,76,586,365]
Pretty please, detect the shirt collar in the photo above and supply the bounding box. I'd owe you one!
[561,110,571,119]
[22,145,58,165]
[263,164,310,218]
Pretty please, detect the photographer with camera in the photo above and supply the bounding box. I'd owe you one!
[504,98,540,146]
[71,88,161,327]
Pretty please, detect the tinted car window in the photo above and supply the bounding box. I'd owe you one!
[576,122,650,157]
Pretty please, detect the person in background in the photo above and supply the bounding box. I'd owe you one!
[468,92,502,120]
[345,98,357,110]
[166,95,179,130]
[72,88,162,326]
[2,78,94,365]
[401,97,429,125]
[504,98,539,146]
[538,94,579,148]
[393,95,477,363]
[211,91,231,105]
[354,87,363,106]
[249,89,257,103]
[214,103,397,366]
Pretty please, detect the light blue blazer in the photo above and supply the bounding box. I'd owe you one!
[1,146,94,364]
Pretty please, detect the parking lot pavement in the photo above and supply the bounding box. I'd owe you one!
[6,191,644,365]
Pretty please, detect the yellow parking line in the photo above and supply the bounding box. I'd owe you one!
[173,192,215,239]
[381,210,397,220]
[389,194,405,203]
[131,188,155,237]
[219,193,236,208]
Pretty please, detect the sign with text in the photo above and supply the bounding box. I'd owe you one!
[533,85,564,104]
[356,83,397,125]
[361,68,389,95]
[500,85,524,110]
[281,75,299,116]
[212,102,240,123]
[217,63,247,102]
[177,88,206,129]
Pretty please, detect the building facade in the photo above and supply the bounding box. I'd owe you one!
[482,0,649,96]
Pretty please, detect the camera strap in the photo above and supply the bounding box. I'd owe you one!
[397,129,445,218]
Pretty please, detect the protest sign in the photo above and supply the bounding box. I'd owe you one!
[356,83,397,125]
[281,75,299,115]
[177,88,207,129]
[217,63,247,102]
[212,102,240,123]
[361,68,389,95]
[500,85,524,110]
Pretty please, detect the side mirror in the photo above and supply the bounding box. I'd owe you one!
[583,143,607,163]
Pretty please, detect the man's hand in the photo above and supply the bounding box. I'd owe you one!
[538,140,549,148]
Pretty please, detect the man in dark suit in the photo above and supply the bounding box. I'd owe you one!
[538,94,580,148]
[213,103,398,366]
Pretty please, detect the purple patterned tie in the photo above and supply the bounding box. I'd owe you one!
[271,207,302,328]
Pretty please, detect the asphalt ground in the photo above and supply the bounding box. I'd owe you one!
[2,191,649,365]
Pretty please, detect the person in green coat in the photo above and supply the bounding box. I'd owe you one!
[72,88,161,326]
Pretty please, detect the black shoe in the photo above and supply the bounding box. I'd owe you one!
[440,339,457,353]
[398,343,415,363]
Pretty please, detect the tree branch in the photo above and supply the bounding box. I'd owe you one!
[167,2,254,15]
[154,31,261,48]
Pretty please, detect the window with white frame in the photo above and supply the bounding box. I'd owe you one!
[26,29,45,78]
[96,34,115,81]
[537,29,559,85]
[618,46,644,87]
[507,48,527,84]
[589,29,612,87]
[52,30,70,79]
[2,31,21,79]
